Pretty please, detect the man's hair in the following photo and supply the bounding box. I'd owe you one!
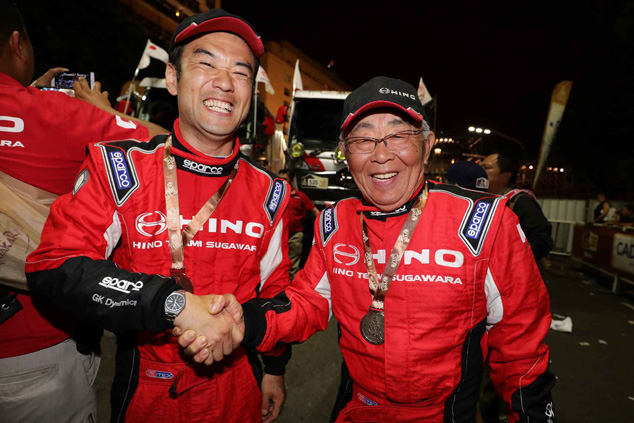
[0,0,27,50]
[168,38,260,82]
[492,149,520,184]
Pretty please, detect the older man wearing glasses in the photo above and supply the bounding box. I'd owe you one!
[180,76,556,423]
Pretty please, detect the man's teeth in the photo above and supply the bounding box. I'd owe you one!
[203,99,233,113]
[372,172,397,180]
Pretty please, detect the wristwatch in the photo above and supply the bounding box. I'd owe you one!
[164,289,186,322]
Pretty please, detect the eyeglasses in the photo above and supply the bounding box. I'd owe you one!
[343,130,423,154]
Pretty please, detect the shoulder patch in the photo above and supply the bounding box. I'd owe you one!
[264,178,286,225]
[320,206,339,247]
[429,183,502,256]
[96,136,165,206]
[459,196,500,256]
[72,169,89,195]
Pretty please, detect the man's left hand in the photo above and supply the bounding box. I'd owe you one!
[30,67,68,87]
[261,373,285,423]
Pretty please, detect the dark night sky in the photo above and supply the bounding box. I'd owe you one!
[221,0,630,158]
[22,0,634,195]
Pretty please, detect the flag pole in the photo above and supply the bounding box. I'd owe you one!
[124,68,139,116]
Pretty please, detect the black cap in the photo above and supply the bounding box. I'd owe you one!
[341,76,427,130]
[446,161,490,192]
[169,9,264,58]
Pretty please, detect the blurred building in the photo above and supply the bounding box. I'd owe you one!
[257,41,351,118]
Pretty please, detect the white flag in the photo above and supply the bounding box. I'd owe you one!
[417,77,432,105]
[256,66,275,94]
[137,39,169,70]
[293,59,303,91]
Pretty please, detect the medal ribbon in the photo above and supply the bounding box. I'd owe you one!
[163,136,238,286]
[361,183,429,311]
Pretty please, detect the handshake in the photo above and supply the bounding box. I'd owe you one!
[172,293,244,365]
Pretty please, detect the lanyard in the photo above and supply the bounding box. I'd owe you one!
[359,183,428,344]
[162,135,238,292]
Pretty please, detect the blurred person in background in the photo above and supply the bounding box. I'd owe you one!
[480,150,553,261]
[446,160,489,192]
[592,192,611,223]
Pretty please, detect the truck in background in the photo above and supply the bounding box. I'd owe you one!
[283,90,360,209]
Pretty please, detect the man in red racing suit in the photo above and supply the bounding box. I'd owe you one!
[229,77,557,422]
[242,183,555,422]
[26,9,291,423]
[27,120,291,422]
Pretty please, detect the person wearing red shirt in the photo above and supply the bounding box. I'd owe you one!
[279,168,319,279]
[25,8,291,423]
[0,2,165,422]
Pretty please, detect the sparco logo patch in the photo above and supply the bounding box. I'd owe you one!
[99,276,143,294]
[264,179,286,224]
[459,196,499,256]
[268,180,283,213]
[466,202,490,239]
[320,207,338,246]
[145,369,174,380]
[333,243,360,266]
[109,151,132,189]
[135,211,168,237]
[183,159,223,175]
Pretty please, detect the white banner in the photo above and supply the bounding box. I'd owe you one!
[533,80,572,189]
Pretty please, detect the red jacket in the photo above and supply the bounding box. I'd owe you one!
[26,121,292,422]
[0,72,148,358]
[243,182,555,423]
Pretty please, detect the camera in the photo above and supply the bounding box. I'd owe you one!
[53,72,95,90]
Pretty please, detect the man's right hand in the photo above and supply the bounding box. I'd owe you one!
[173,293,245,365]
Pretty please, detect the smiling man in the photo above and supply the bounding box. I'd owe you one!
[26,9,291,423]
[183,76,557,422]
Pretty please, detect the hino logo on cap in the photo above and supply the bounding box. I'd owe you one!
[378,87,416,100]
[183,159,223,175]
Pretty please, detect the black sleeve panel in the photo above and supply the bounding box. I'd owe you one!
[513,195,554,260]
[241,291,292,349]
[510,369,557,422]
[27,256,180,333]
[262,345,292,375]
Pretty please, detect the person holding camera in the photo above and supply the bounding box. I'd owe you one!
[0,1,167,422]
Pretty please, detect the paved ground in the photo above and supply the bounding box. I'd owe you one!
[96,257,634,422]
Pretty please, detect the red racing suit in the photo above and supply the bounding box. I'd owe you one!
[242,182,556,423]
[26,120,292,423]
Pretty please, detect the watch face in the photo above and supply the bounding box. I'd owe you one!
[166,292,185,314]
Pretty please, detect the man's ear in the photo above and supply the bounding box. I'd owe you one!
[166,63,178,96]
[8,31,26,63]
[423,131,435,166]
